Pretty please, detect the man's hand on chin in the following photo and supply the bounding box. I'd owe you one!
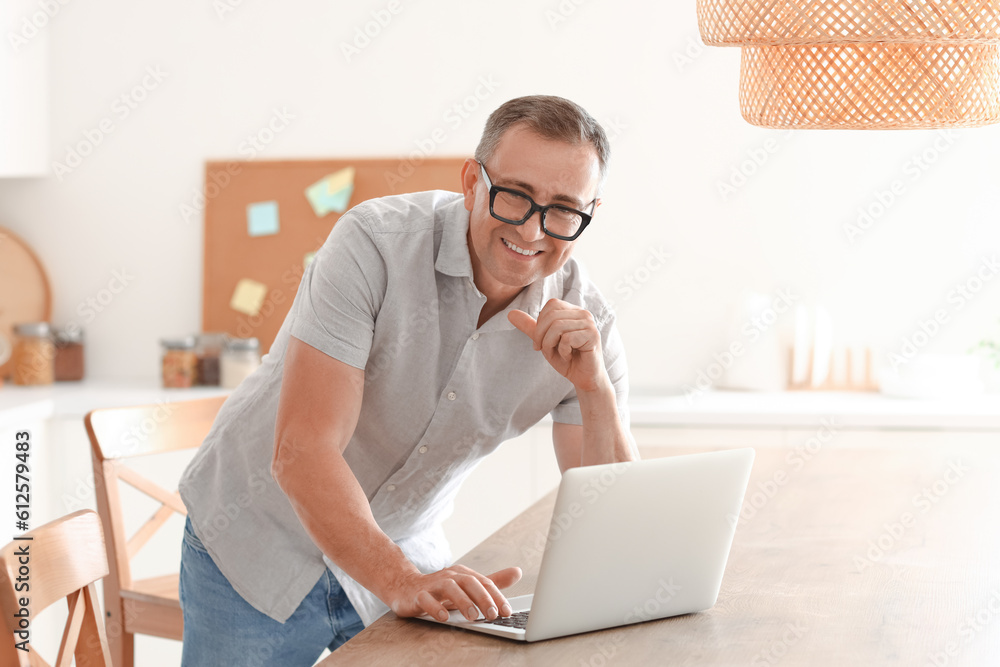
[508,299,612,395]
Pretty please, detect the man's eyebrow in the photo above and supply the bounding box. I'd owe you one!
[499,177,587,209]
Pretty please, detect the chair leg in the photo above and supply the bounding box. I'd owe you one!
[106,621,135,667]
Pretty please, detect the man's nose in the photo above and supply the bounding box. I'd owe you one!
[517,211,547,243]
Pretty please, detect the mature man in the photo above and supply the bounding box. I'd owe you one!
[178,95,637,665]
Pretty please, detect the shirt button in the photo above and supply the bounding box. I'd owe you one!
[471,333,480,340]
[447,391,457,401]
[386,484,396,492]
[418,446,428,454]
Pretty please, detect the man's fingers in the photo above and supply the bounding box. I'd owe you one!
[486,566,523,590]
[415,589,450,622]
[399,567,523,621]
[540,321,594,357]
[442,578,482,621]
[507,310,537,340]
[535,307,594,349]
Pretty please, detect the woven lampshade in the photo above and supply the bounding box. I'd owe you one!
[697,0,1000,128]
[698,0,1000,45]
[741,42,1000,128]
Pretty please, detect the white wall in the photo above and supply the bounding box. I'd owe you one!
[1,0,999,393]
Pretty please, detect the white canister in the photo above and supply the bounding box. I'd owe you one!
[220,337,261,389]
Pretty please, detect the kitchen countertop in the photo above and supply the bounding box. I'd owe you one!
[628,389,1000,429]
[2,379,999,430]
[0,378,230,429]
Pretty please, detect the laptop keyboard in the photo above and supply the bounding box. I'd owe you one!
[478,611,529,629]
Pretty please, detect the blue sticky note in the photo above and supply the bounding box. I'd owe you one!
[305,167,355,217]
[247,201,280,237]
[326,184,353,214]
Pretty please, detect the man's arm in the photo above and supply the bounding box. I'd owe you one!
[272,335,520,622]
[509,300,637,474]
[552,400,635,474]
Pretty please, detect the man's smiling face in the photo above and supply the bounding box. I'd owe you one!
[462,123,601,300]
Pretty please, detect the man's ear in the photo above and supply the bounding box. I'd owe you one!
[460,158,480,212]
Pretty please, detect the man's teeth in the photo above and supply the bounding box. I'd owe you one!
[503,239,540,256]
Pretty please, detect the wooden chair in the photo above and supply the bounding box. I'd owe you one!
[1,510,113,667]
[84,395,226,667]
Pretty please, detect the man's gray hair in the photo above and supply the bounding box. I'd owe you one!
[474,95,610,192]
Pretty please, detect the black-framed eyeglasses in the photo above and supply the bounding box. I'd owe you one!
[479,162,596,241]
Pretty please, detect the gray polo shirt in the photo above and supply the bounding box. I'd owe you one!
[179,190,632,626]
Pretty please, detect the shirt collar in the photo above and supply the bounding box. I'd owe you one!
[434,197,475,279]
[435,195,564,330]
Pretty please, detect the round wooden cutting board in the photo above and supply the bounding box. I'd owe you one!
[0,226,52,380]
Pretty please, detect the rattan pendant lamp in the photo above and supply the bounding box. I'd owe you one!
[697,1,1000,128]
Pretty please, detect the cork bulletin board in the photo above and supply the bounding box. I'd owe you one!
[202,158,467,353]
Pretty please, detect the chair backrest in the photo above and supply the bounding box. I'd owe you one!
[84,396,226,592]
[0,510,112,667]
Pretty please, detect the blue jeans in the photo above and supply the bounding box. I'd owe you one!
[179,517,364,666]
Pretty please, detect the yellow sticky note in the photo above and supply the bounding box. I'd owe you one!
[230,278,268,316]
[325,167,355,194]
[306,167,355,217]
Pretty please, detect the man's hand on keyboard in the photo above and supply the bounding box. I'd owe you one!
[386,564,522,622]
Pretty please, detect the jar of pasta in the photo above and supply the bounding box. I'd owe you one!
[220,337,261,389]
[12,322,55,386]
[161,336,198,388]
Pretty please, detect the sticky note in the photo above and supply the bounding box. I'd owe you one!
[247,201,280,237]
[230,278,268,316]
[306,167,355,217]
[325,167,354,194]
[303,251,316,269]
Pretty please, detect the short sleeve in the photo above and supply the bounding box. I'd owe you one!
[289,211,387,369]
[549,307,631,431]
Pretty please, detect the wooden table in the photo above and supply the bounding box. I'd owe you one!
[321,443,1000,666]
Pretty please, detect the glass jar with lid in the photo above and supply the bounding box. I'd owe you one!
[195,332,227,386]
[12,322,55,386]
[53,325,85,382]
[161,336,198,388]
[220,337,261,389]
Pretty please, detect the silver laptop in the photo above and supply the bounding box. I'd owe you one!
[416,447,755,642]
